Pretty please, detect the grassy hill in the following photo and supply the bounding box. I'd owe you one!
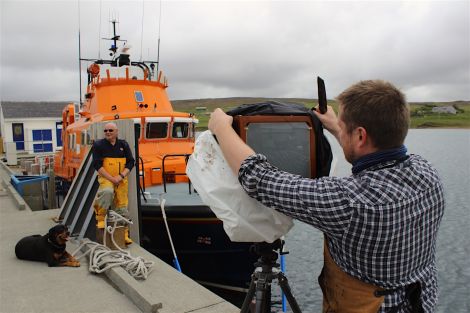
[172,97,470,130]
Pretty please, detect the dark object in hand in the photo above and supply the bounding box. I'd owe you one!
[317,76,327,114]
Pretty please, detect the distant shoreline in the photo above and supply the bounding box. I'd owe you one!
[172,97,470,130]
[413,125,470,129]
[2,99,468,129]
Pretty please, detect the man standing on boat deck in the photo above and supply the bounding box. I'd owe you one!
[92,122,135,245]
[208,80,444,313]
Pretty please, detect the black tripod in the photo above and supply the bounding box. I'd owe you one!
[240,239,302,313]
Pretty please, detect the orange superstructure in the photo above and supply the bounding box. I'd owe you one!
[54,28,197,188]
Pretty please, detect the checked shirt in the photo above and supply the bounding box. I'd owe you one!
[239,154,444,313]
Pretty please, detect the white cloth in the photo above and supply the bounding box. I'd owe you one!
[186,130,293,243]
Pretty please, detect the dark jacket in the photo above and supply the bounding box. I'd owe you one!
[92,138,135,171]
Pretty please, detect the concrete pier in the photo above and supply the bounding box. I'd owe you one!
[0,163,239,313]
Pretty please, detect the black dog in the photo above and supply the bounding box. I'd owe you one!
[15,224,80,267]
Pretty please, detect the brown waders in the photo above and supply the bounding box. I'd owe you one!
[318,239,425,313]
[318,240,385,313]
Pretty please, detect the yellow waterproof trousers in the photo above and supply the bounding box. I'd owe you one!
[94,157,129,229]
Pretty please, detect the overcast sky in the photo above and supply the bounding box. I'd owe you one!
[1,0,469,103]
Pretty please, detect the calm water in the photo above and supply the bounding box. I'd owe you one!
[278,129,470,312]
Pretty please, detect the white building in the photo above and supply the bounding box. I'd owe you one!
[0,102,72,154]
[431,106,457,114]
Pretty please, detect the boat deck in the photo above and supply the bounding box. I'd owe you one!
[141,182,205,207]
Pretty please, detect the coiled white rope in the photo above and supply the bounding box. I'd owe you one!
[103,210,133,252]
[71,211,154,280]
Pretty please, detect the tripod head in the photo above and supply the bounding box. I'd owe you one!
[250,239,287,269]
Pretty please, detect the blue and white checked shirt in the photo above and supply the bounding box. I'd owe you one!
[239,154,444,312]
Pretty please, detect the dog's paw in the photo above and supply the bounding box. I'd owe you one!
[63,261,80,267]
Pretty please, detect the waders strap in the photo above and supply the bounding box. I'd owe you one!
[376,282,424,313]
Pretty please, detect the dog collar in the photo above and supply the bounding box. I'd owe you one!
[47,237,65,250]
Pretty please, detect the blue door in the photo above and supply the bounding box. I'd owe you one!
[56,122,63,147]
[12,123,25,151]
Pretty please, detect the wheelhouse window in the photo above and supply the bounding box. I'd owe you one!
[68,134,74,150]
[146,122,168,139]
[172,122,189,138]
[173,117,198,139]
[81,130,91,146]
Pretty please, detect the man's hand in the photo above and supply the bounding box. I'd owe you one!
[208,108,233,136]
[206,108,254,174]
[111,175,123,186]
[97,167,125,185]
[313,105,341,140]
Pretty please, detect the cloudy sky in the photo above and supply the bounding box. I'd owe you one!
[1,0,469,103]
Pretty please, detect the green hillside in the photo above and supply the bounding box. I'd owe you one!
[172,98,470,130]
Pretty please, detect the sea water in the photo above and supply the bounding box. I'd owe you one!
[280,129,470,313]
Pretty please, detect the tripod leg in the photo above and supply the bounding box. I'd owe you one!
[255,273,271,313]
[241,275,257,313]
[255,289,270,313]
[278,272,302,313]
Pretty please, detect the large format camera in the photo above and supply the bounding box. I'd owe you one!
[228,101,333,313]
[229,101,332,179]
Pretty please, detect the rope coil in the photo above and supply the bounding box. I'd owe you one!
[71,211,153,280]
[103,210,132,249]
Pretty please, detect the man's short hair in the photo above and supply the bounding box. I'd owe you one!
[337,80,409,149]
[105,122,118,129]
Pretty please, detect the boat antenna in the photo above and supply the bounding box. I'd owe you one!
[156,0,162,73]
[77,0,83,107]
[110,17,118,55]
[108,9,111,41]
[140,0,145,62]
[98,0,102,59]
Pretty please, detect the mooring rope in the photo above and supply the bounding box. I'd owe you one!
[159,194,182,272]
[71,211,154,280]
[102,210,132,252]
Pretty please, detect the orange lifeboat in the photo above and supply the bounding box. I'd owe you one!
[54,49,197,189]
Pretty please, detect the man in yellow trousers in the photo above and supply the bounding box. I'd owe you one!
[92,122,135,245]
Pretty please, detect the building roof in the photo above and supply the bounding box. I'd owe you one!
[0,101,70,119]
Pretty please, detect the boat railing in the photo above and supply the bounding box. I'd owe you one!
[161,154,192,194]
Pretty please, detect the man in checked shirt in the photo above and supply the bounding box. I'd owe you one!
[208,80,444,313]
